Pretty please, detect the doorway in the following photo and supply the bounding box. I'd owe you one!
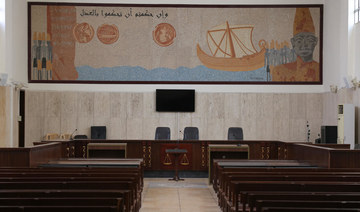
[18,90,25,147]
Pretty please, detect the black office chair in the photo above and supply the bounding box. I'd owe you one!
[91,126,106,139]
[155,127,171,140]
[183,127,199,140]
[228,127,243,140]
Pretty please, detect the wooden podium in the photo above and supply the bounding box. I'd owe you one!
[165,148,188,181]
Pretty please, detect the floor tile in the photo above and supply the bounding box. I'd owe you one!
[140,178,221,212]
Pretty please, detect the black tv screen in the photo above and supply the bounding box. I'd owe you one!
[156,89,195,112]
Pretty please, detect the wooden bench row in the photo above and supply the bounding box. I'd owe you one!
[0,159,144,212]
[211,159,360,212]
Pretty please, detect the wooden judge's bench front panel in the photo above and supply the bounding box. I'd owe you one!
[3,140,352,168]
[71,140,297,171]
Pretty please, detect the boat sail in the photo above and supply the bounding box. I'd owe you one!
[197,21,266,72]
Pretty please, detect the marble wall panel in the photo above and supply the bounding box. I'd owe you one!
[225,119,243,134]
[126,118,143,139]
[94,92,110,119]
[77,116,93,138]
[178,111,192,125]
[289,118,307,142]
[25,90,45,118]
[240,93,257,140]
[158,111,176,122]
[186,117,205,140]
[44,91,61,118]
[127,93,144,119]
[256,93,274,120]
[111,92,129,119]
[273,117,290,141]
[108,117,126,139]
[273,94,290,119]
[256,93,274,140]
[322,92,338,125]
[61,92,78,116]
[92,116,110,129]
[60,115,77,135]
[24,90,325,144]
[93,92,111,137]
[207,93,225,120]
[224,93,241,121]
[205,117,225,140]
[159,115,177,140]
[273,94,290,141]
[109,92,122,118]
[308,118,322,143]
[77,92,94,117]
[143,92,158,118]
[289,94,306,119]
[224,93,246,139]
[306,93,323,120]
[194,93,208,119]
[256,119,274,140]
[43,117,61,137]
[142,118,159,140]
[177,115,192,140]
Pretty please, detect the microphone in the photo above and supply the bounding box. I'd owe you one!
[177,130,184,148]
[179,130,184,140]
[70,129,77,140]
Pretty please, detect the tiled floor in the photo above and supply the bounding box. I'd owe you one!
[140,178,221,212]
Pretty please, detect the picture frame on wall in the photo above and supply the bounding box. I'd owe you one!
[28,3,323,84]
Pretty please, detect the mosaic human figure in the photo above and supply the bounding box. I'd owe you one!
[31,32,40,80]
[271,8,320,82]
[46,33,53,80]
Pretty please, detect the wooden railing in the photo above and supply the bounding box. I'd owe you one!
[0,142,62,167]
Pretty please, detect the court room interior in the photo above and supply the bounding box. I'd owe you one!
[1,0,360,212]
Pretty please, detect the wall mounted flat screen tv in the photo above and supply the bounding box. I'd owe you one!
[156,89,195,112]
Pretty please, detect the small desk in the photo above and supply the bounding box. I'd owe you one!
[41,158,142,168]
[166,148,188,181]
[208,144,249,184]
[87,143,127,158]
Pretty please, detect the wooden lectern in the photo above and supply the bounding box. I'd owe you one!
[165,148,188,181]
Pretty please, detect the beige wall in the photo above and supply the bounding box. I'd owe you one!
[0,86,11,147]
[24,90,323,146]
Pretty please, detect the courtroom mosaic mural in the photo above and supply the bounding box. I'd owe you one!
[28,3,323,84]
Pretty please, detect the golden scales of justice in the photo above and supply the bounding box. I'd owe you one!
[163,152,189,166]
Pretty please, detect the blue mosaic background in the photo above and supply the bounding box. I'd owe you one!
[76,65,270,82]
